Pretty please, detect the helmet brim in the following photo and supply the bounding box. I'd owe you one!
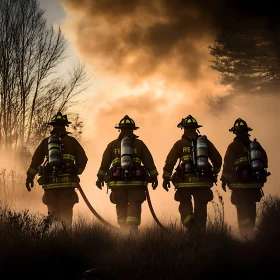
[47,121,72,126]
[115,125,139,130]
[229,127,253,132]
[177,124,203,128]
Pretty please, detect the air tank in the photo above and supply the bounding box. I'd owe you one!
[48,135,62,167]
[196,136,209,171]
[121,136,134,170]
[250,139,265,171]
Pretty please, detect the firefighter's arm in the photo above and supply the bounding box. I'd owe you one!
[140,142,158,189]
[220,143,235,184]
[140,142,158,178]
[74,139,88,175]
[27,139,47,177]
[261,147,268,169]
[163,142,181,180]
[97,143,113,181]
[207,140,222,174]
[26,139,47,191]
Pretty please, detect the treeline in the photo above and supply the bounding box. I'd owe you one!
[208,1,280,99]
[0,0,89,156]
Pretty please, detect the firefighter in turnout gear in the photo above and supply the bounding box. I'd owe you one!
[162,115,222,231]
[96,115,158,234]
[221,118,270,237]
[26,112,88,228]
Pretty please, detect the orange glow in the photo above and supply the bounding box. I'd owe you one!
[1,0,278,233]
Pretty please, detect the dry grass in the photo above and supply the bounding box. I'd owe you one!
[0,195,279,280]
[0,168,43,210]
[0,170,279,279]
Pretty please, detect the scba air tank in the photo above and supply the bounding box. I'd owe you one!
[250,139,265,171]
[48,135,62,167]
[121,136,134,170]
[196,136,209,171]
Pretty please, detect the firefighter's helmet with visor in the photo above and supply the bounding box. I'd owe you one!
[115,115,139,130]
[229,118,252,133]
[177,115,203,129]
[47,112,71,127]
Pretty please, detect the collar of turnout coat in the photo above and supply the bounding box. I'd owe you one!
[118,131,139,139]
[182,131,198,140]
[234,135,251,144]
[50,128,71,137]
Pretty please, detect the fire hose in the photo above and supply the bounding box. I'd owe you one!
[145,186,168,231]
[77,184,168,231]
[77,184,118,230]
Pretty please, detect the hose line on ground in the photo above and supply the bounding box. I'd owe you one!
[78,184,168,231]
[145,186,168,231]
[77,184,118,230]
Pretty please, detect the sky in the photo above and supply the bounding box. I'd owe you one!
[2,0,279,232]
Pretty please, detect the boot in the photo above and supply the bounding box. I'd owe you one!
[119,223,128,234]
[127,224,138,235]
[239,224,254,240]
[184,217,195,231]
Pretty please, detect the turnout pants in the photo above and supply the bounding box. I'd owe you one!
[42,187,79,228]
[110,187,146,227]
[230,188,263,235]
[175,188,213,230]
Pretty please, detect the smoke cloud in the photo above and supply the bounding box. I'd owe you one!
[4,0,278,231]
[55,0,280,229]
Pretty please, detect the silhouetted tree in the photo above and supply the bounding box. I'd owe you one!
[0,0,89,152]
[209,7,280,96]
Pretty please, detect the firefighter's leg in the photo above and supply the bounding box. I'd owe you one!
[236,202,255,237]
[116,203,128,231]
[110,189,128,230]
[58,188,79,229]
[42,189,60,220]
[246,188,263,230]
[193,188,213,231]
[126,187,146,234]
[231,189,254,237]
[175,188,194,229]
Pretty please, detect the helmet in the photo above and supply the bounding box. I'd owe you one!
[177,115,202,129]
[115,115,139,130]
[229,118,252,133]
[47,111,71,126]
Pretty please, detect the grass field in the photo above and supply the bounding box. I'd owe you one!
[0,168,279,279]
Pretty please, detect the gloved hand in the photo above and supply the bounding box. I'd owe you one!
[221,181,227,192]
[150,177,158,190]
[96,179,104,190]
[26,174,34,192]
[162,179,170,192]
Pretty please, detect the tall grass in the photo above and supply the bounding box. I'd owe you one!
[0,167,43,210]
[1,170,279,279]
[0,194,279,280]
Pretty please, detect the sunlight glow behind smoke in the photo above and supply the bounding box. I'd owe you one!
[1,0,278,233]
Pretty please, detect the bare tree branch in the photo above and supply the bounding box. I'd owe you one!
[0,0,91,152]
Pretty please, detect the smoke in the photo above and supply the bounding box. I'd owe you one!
[59,0,228,99]
[2,0,277,230]
[55,0,280,229]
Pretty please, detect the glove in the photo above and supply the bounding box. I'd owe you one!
[150,177,158,190]
[96,179,104,190]
[26,174,34,192]
[162,179,170,192]
[221,181,227,192]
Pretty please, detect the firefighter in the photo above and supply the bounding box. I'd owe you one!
[220,118,270,237]
[162,115,222,231]
[25,112,88,228]
[96,115,158,234]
